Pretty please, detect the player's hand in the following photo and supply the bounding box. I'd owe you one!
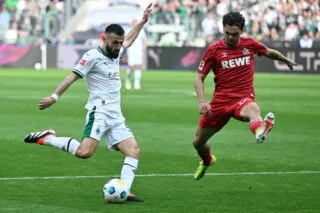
[285,58,297,70]
[141,3,153,24]
[38,96,56,110]
[199,101,212,117]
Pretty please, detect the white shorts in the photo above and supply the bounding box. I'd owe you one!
[83,108,134,151]
[127,51,143,66]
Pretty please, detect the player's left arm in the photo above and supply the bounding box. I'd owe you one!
[264,48,297,70]
[123,3,152,49]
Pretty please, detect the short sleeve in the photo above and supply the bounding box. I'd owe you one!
[119,45,126,58]
[198,47,215,74]
[73,50,95,78]
[252,38,268,56]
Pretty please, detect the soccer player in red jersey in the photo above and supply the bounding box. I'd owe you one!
[193,11,297,180]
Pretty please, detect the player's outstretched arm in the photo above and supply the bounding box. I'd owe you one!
[264,48,297,70]
[123,3,152,48]
[38,72,80,110]
[195,73,211,117]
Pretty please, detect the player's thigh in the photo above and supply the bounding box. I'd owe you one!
[198,106,230,133]
[238,100,261,121]
[83,109,106,141]
[116,137,140,159]
[105,122,136,153]
[196,108,230,145]
[78,109,107,157]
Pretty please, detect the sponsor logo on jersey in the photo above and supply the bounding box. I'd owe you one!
[199,61,205,70]
[107,71,120,79]
[222,52,228,57]
[79,59,86,66]
[221,56,250,69]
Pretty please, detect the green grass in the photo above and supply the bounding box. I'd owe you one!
[1,69,320,213]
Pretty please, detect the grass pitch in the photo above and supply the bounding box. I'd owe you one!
[1,69,320,213]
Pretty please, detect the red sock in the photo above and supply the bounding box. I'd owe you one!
[197,147,212,165]
[250,120,263,134]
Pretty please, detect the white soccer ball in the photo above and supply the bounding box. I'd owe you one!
[34,63,41,70]
[102,179,129,203]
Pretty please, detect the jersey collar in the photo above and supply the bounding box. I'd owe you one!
[97,46,110,58]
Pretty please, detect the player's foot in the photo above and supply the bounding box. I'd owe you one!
[256,112,275,143]
[194,155,216,180]
[125,80,132,90]
[127,193,144,202]
[134,84,141,90]
[24,129,56,145]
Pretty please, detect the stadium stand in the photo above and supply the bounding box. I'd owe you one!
[0,0,319,47]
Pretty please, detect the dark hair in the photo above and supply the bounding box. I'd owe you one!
[104,24,125,36]
[222,12,245,31]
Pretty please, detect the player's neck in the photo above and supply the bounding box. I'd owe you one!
[99,46,108,56]
[222,38,239,47]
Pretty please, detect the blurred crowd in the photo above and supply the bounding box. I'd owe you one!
[150,0,320,47]
[0,0,319,48]
[0,0,65,46]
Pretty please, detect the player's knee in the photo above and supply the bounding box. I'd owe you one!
[193,138,202,149]
[76,149,93,159]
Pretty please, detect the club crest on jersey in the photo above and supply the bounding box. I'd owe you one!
[243,48,249,55]
[199,61,205,70]
[79,59,86,66]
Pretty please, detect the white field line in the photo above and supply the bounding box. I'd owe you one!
[1,171,320,181]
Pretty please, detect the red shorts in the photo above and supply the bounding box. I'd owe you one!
[198,96,255,131]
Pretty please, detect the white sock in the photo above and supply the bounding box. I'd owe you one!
[134,70,141,87]
[44,136,80,155]
[126,68,132,81]
[120,157,138,192]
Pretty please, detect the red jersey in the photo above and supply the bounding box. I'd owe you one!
[198,37,267,98]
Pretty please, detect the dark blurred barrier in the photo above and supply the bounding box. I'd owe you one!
[147,46,320,73]
[1,44,318,73]
[0,44,57,69]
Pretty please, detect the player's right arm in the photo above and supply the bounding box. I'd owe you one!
[38,50,95,110]
[38,72,80,110]
[195,47,215,117]
[195,72,211,117]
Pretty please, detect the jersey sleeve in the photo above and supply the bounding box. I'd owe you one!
[197,47,215,74]
[252,38,268,56]
[119,45,126,58]
[73,50,95,78]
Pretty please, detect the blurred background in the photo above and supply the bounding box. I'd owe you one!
[0,0,319,71]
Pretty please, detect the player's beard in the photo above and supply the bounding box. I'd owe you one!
[105,44,120,59]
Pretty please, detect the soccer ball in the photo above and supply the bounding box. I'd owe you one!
[102,179,129,203]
